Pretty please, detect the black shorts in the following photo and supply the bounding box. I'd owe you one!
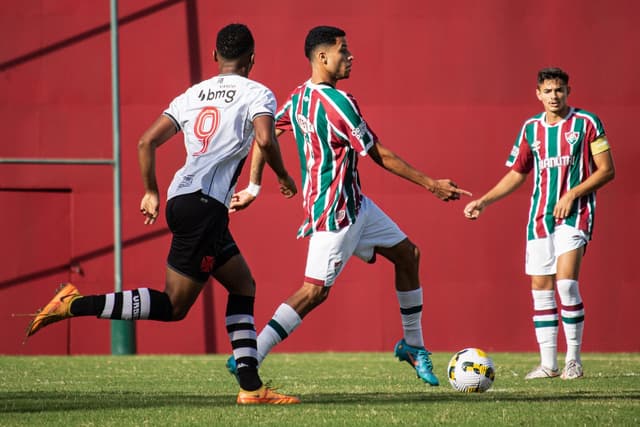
[165,191,240,283]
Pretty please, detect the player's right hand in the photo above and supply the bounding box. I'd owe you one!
[431,179,472,202]
[229,190,256,213]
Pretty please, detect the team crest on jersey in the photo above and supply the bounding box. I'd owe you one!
[565,131,580,144]
[296,114,315,134]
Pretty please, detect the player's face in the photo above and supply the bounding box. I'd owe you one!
[536,79,570,116]
[325,37,353,80]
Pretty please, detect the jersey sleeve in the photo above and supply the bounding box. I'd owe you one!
[275,97,293,132]
[163,92,187,132]
[324,91,376,156]
[506,122,533,173]
[248,85,277,121]
[586,113,610,155]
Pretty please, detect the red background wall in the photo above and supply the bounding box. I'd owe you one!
[1,0,638,355]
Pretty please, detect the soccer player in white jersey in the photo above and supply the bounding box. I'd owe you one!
[227,26,471,387]
[24,24,300,404]
[464,68,615,380]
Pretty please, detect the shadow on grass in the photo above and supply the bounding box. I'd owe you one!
[2,389,639,413]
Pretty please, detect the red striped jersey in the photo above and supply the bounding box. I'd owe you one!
[276,80,377,238]
[506,107,609,240]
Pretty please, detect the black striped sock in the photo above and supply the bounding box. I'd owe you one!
[70,288,172,321]
[226,294,261,391]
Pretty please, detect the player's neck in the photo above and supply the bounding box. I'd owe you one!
[545,107,570,124]
[218,64,249,77]
[310,67,337,87]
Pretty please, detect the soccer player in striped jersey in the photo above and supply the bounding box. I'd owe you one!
[228,26,470,386]
[24,24,299,404]
[464,67,615,380]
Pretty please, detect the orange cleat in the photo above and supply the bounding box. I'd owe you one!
[236,385,300,405]
[24,283,81,339]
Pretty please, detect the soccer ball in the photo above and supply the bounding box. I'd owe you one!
[447,348,495,393]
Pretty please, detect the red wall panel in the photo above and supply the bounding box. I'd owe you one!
[1,0,638,354]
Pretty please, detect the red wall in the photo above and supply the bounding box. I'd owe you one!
[1,0,638,355]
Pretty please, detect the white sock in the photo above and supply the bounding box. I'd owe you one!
[397,288,424,348]
[531,289,558,371]
[256,303,302,364]
[557,279,584,365]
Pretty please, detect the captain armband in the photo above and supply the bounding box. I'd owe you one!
[590,136,610,155]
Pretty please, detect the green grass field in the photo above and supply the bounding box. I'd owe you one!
[1,352,638,426]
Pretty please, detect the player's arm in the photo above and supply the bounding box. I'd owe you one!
[463,170,528,220]
[553,148,615,219]
[138,115,178,225]
[229,121,295,212]
[367,140,471,202]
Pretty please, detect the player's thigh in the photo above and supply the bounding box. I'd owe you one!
[354,196,406,262]
[554,225,587,280]
[526,236,556,276]
[164,267,205,314]
[166,192,228,282]
[304,224,360,287]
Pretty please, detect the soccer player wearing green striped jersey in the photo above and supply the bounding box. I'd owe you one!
[229,26,470,387]
[464,68,615,380]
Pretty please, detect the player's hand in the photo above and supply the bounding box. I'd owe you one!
[463,199,485,220]
[430,179,472,202]
[140,191,160,225]
[278,174,297,199]
[553,191,576,220]
[229,190,256,213]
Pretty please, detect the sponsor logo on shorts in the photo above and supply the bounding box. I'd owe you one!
[201,255,214,272]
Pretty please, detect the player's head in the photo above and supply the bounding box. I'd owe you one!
[537,67,569,87]
[305,26,353,81]
[215,23,254,61]
[305,26,345,59]
[536,67,571,116]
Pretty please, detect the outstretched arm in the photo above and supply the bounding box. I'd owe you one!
[463,169,528,220]
[138,115,178,225]
[367,140,471,202]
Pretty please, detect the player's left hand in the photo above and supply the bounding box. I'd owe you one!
[278,174,298,199]
[229,190,256,213]
[431,179,472,202]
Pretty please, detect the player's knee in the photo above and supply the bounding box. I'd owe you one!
[307,285,330,307]
[397,240,420,268]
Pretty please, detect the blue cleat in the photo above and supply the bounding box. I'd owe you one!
[225,355,240,384]
[394,338,439,386]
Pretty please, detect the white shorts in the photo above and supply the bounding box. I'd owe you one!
[525,224,588,276]
[304,196,406,287]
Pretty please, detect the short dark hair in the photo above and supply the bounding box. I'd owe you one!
[304,26,346,59]
[537,67,569,86]
[216,23,254,59]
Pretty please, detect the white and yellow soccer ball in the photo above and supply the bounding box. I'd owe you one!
[447,348,495,392]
